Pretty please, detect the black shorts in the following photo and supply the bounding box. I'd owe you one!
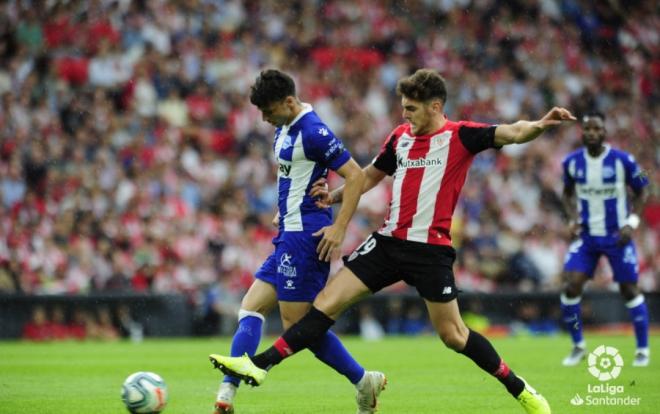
[343,232,458,302]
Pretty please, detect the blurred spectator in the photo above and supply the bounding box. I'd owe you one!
[68,308,89,341]
[514,302,560,336]
[462,299,491,334]
[48,305,70,340]
[116,304,144,342]
[385,298,405,335]
[22,305,49,341]
[96,307,120,341]
[195,273,241,336]
[401,304,430,336]
[358,304,385,341]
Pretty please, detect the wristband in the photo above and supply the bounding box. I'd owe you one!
[624,214,640,230]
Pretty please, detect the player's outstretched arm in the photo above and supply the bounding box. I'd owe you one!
[310,164,387,209]
[313,158,365,261]
[494,107,576,146]
[562,183,581,238]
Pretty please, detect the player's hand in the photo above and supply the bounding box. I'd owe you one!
[313,224,346,262]
[271,211,280,228]
[310,178,332,208]
[567,220,581,239]
[617,225,633,247]
[538,107,577,129]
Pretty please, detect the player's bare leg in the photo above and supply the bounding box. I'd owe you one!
[426,299,550,413]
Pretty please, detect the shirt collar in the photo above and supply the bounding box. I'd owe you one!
[286,102,313,128]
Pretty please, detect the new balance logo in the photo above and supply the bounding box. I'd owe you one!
[318,127,329,136]
[443,287,452,294]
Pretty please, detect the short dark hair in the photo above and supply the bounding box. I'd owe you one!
[396,69,447,103]
[582,111,605,123]
[249,69,296,108]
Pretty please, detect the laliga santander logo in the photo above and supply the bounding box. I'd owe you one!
[588,345,624,381]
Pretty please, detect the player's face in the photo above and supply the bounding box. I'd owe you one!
[401,97,433,135]
[260,98,294,127]
[581,117,605,148]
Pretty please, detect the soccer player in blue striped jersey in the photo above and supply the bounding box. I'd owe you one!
[560,112,650,367]
[211,69,384,414]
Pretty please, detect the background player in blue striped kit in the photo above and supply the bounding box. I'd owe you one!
[559,112,650,367]
[212,69,384,414]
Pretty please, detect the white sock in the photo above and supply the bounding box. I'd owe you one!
[356,371,369,389]
[217,382,237,401]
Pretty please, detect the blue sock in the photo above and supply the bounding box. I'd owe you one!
[223,311,264,387]
[626,295,649,349]
[560,294,584,346]
[309,330,365,384]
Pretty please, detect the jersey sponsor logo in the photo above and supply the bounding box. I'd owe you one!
[284,279,296,290]
[324,138,344,159]
[278,253,297,277]
[577,186,617,198]
[397,156,443,169]
[278,161,292,176]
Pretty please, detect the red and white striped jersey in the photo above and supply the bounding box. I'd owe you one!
[373,120,497,246]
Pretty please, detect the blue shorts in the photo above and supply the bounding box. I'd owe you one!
[563,235,639,283]
[255,231,330,302]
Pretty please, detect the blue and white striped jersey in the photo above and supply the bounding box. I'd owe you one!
[273,103,350,232]
[562,145,648,237]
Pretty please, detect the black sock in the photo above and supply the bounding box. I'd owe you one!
[459,329,525,397]
[251,306,335,370]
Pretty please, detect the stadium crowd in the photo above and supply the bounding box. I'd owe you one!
[0,0,658,313]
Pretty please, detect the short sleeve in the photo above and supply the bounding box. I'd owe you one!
[372,132,398,176]
[621,153,649,191]
[458,122,498,154]
[304,125,351,171]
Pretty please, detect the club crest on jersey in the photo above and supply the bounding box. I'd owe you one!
[281,135,293,150]
[431,131,452,147]
[602,166,615,179]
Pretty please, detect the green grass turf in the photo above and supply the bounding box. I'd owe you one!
[0,334,658,413]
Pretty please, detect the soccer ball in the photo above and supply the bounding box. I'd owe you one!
[121,371,168,413]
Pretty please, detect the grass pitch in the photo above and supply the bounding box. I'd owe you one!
[1,334,658,413]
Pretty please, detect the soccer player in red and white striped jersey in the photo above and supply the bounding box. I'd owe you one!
[210,69,575,414]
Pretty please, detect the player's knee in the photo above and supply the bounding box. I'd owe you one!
[619,284,639,301]
[563,280,584,298]
[438,324,468,351]
[240,299,269,315]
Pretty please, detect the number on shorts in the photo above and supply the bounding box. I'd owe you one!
[356,235,377,256]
